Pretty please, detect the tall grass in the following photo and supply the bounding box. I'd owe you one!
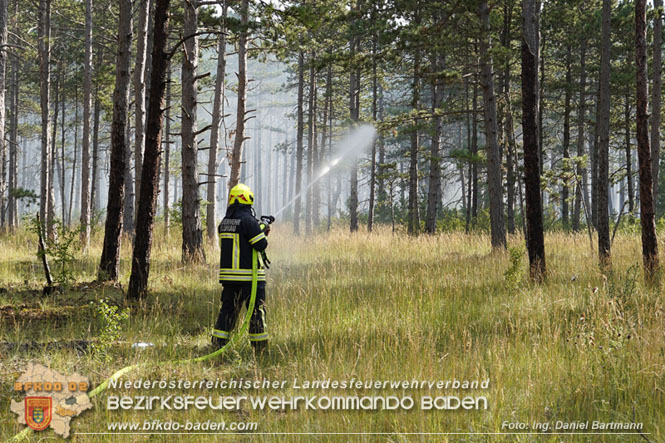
[0,224,663,442]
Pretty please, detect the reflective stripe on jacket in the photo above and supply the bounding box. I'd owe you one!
[218,204,268,283]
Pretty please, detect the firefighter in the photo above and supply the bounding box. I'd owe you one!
[212,183,270,352]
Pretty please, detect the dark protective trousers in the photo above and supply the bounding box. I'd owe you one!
[212,283,267,350]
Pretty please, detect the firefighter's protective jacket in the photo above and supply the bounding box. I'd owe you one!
[218,203,268,283]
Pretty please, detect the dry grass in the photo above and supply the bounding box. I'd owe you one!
[0,224,663,442]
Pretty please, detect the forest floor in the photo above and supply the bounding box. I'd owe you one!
[0,225,663,442]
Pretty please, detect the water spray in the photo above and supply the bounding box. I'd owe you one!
[274,125,377,218]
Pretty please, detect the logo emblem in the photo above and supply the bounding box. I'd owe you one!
[25,397,52,431]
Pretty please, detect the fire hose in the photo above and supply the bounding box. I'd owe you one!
[8,223,270,442]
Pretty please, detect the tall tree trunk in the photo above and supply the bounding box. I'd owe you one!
[572,38,587,231]
[321,60,330,226]
[164,66,171,235]
[0,0,7,230]
[123,126,134,232]
[293,52,304,234]
[471,68,479,221]
[206,2,227,240]
[349,31,360,232]
[465,76,472,232]
[425,53,444,234]
[502,1,516,234]
[69,87,79,226]
[561,44,572,229]
[521,0,546,280]
[127,0,171,298]
[368,35,378,232]
[50,70,60,222]
[597,0,611,265]
[134,0,150,208]
[38,0,52,235]
[228,0,248,192]
[305,52,315,234]
[625,94,634,213]
[8,0,18,228]
[635,0,659,279]
[91,82,101,213]
[327,74,335,230]
[59,67,66,224]
[591,91,599,228]
[181,0,205,262]
[312,85,320,228]
[80,0,93,247]
[479,1,506,249]
[99,0,132,281]
[408,14,421,235]
[377,83,386,216]
[652,0,663,202]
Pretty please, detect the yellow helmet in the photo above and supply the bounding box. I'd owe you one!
[228,183,254,205]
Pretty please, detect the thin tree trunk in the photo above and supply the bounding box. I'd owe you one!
[321,60,330,226]
[228,0,248,191]
[597,0,611,265]
[652,0,662,201]
[425,53,444,234]
[59,66,66,224]
[471,68,479,221]
[635,0,659,280]
[591,91,599,228]
[312,83,320,228]
[181,0,205,262]
[377,83,386,215]
[80,0,93,247]
[122,122,134,232]
[98,0,132,281]
[349,30,360,232]
[206,2,227,240]
[7,0,18,228]
[368,35,378,232]
[69,87,79,227]
[0,0,7,229]
[134,0,150,207]
[561,44,572,229]
[465,76,472,232]
[503,1,516,234]
[293,51,304,235]
[38,0,52,235]
[127,0,171,298]
[91,82,101,213]
[521,0,546,280]
[408,12,421,235]
[479,1,506,249]
[164,66,171,235]
[50,69,60,222]
[327,78,335,230]
[625,94,634,213]
[573,38,587,231]
[306,52,315,234]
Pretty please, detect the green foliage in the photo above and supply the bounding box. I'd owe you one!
[436,209,466,232]
[46,221,81,286]
[169,200,183,226]
[503,247,523,290]
[10,188,39,209]
[27,215,81,286]
[167,199,210,228]
[90,299,130,362]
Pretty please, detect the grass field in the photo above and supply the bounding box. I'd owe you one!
[0,224,663,442]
